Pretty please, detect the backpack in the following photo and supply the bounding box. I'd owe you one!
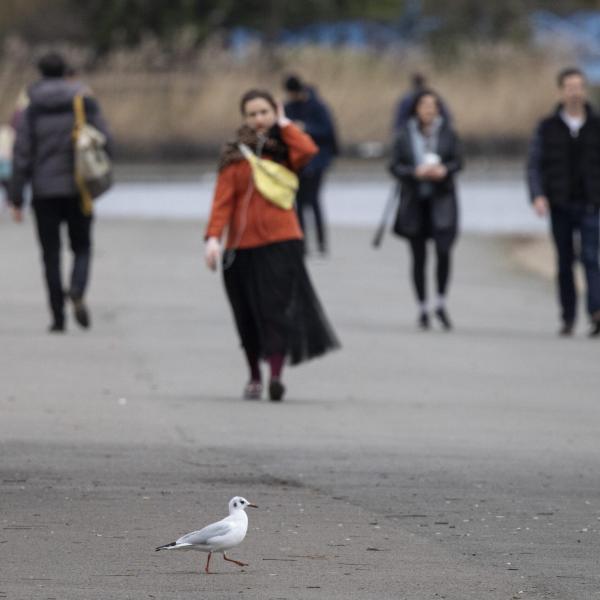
[72,95,112,215]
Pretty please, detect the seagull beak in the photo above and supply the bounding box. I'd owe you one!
[247,502,258,508]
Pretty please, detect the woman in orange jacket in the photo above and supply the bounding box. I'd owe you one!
[205,89,339,401]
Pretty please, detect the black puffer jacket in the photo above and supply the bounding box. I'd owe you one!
[10,78,113,207]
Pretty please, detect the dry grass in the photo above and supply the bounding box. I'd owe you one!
[0,40,573,156]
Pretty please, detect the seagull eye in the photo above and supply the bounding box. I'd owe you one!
[240,500,245,504]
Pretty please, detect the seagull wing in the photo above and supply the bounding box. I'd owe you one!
[176,518,234,546]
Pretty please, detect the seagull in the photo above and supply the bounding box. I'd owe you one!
[156,496,258,574]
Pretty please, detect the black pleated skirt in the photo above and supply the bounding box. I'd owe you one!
[222,240,340,365]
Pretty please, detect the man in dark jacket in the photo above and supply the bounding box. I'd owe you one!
[10,52,113,332]
[284,74,338,255]
[527,67,600,337]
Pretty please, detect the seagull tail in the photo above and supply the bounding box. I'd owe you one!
[155,541,177,551]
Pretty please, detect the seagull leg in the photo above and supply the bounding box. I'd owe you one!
[223,553,248,567]
[204,552,212,574]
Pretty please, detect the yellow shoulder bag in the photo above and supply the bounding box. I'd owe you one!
[238,143,298,210]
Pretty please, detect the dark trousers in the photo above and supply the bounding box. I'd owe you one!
[550,204,600,324]
[408,236,452,303]
[296,171,327,253]
[33,196,92,325]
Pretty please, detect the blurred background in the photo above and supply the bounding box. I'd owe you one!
[1,1,599,238]
[1,0,599,160]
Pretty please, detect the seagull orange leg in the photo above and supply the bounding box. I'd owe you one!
[204,552,212,574]
[223,553,248,567]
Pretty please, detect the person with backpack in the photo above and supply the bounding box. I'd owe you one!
[204,89,339,401]
[9,52,113,333]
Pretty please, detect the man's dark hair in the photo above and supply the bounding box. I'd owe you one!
[411,72,426,90]
[283,74,304,93]
[37,52,67,78]
[557,67,585,88]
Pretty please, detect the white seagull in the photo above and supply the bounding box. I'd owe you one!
[156,496,258,574]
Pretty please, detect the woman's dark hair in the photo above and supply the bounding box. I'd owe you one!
[37,51,67,78]
[410,89,442,118]
[240,89,277,115]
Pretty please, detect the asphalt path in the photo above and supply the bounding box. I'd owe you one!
[1,217,599,599]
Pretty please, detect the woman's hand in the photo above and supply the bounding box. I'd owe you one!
[429,164,448,181]
[533,195,549,218]
[414,165,431,180]
[205,237,221,271]
[415,164,447,181]
[277,101,291,128]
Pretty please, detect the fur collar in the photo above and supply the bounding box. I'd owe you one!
[218,124,289,171]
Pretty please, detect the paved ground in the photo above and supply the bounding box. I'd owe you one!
[1,217,599,600]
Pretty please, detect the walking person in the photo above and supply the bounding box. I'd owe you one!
[389,90,463,330]
[0,90,28,211]
[527,67,600,337]
[9,52,113,332]
[283,74,338,256]
[204,89,340,401]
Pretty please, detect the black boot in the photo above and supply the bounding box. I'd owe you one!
[269,379,286,401]
[48,320,65,333]
[418,312,430,330]
[69,291,90,329]
[559,321,575,337]
[435,307,453,331]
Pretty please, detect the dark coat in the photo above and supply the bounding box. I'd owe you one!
[284,87,338,175]
[389,121,462,243]
[526,104,600,207]
[10,78,113,207]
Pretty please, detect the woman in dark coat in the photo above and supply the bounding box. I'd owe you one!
[389,90,463,330]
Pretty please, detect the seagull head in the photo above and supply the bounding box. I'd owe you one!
[229,496,258,514]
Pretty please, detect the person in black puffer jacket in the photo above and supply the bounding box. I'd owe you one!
[9,52,113,333]
[527,67,600,337]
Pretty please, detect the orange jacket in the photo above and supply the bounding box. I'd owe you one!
[205,123,318,249]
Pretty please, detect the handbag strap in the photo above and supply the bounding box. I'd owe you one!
[73,95,86,134]
[72,95,93,217]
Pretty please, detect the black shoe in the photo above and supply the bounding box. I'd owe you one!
[70,293,90,329]
[559,322,574,337]
[418,312,430,330]
[269,379,285,401]
[48,322,65,333]
[435,307,453,331]
[589,321,600,338]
